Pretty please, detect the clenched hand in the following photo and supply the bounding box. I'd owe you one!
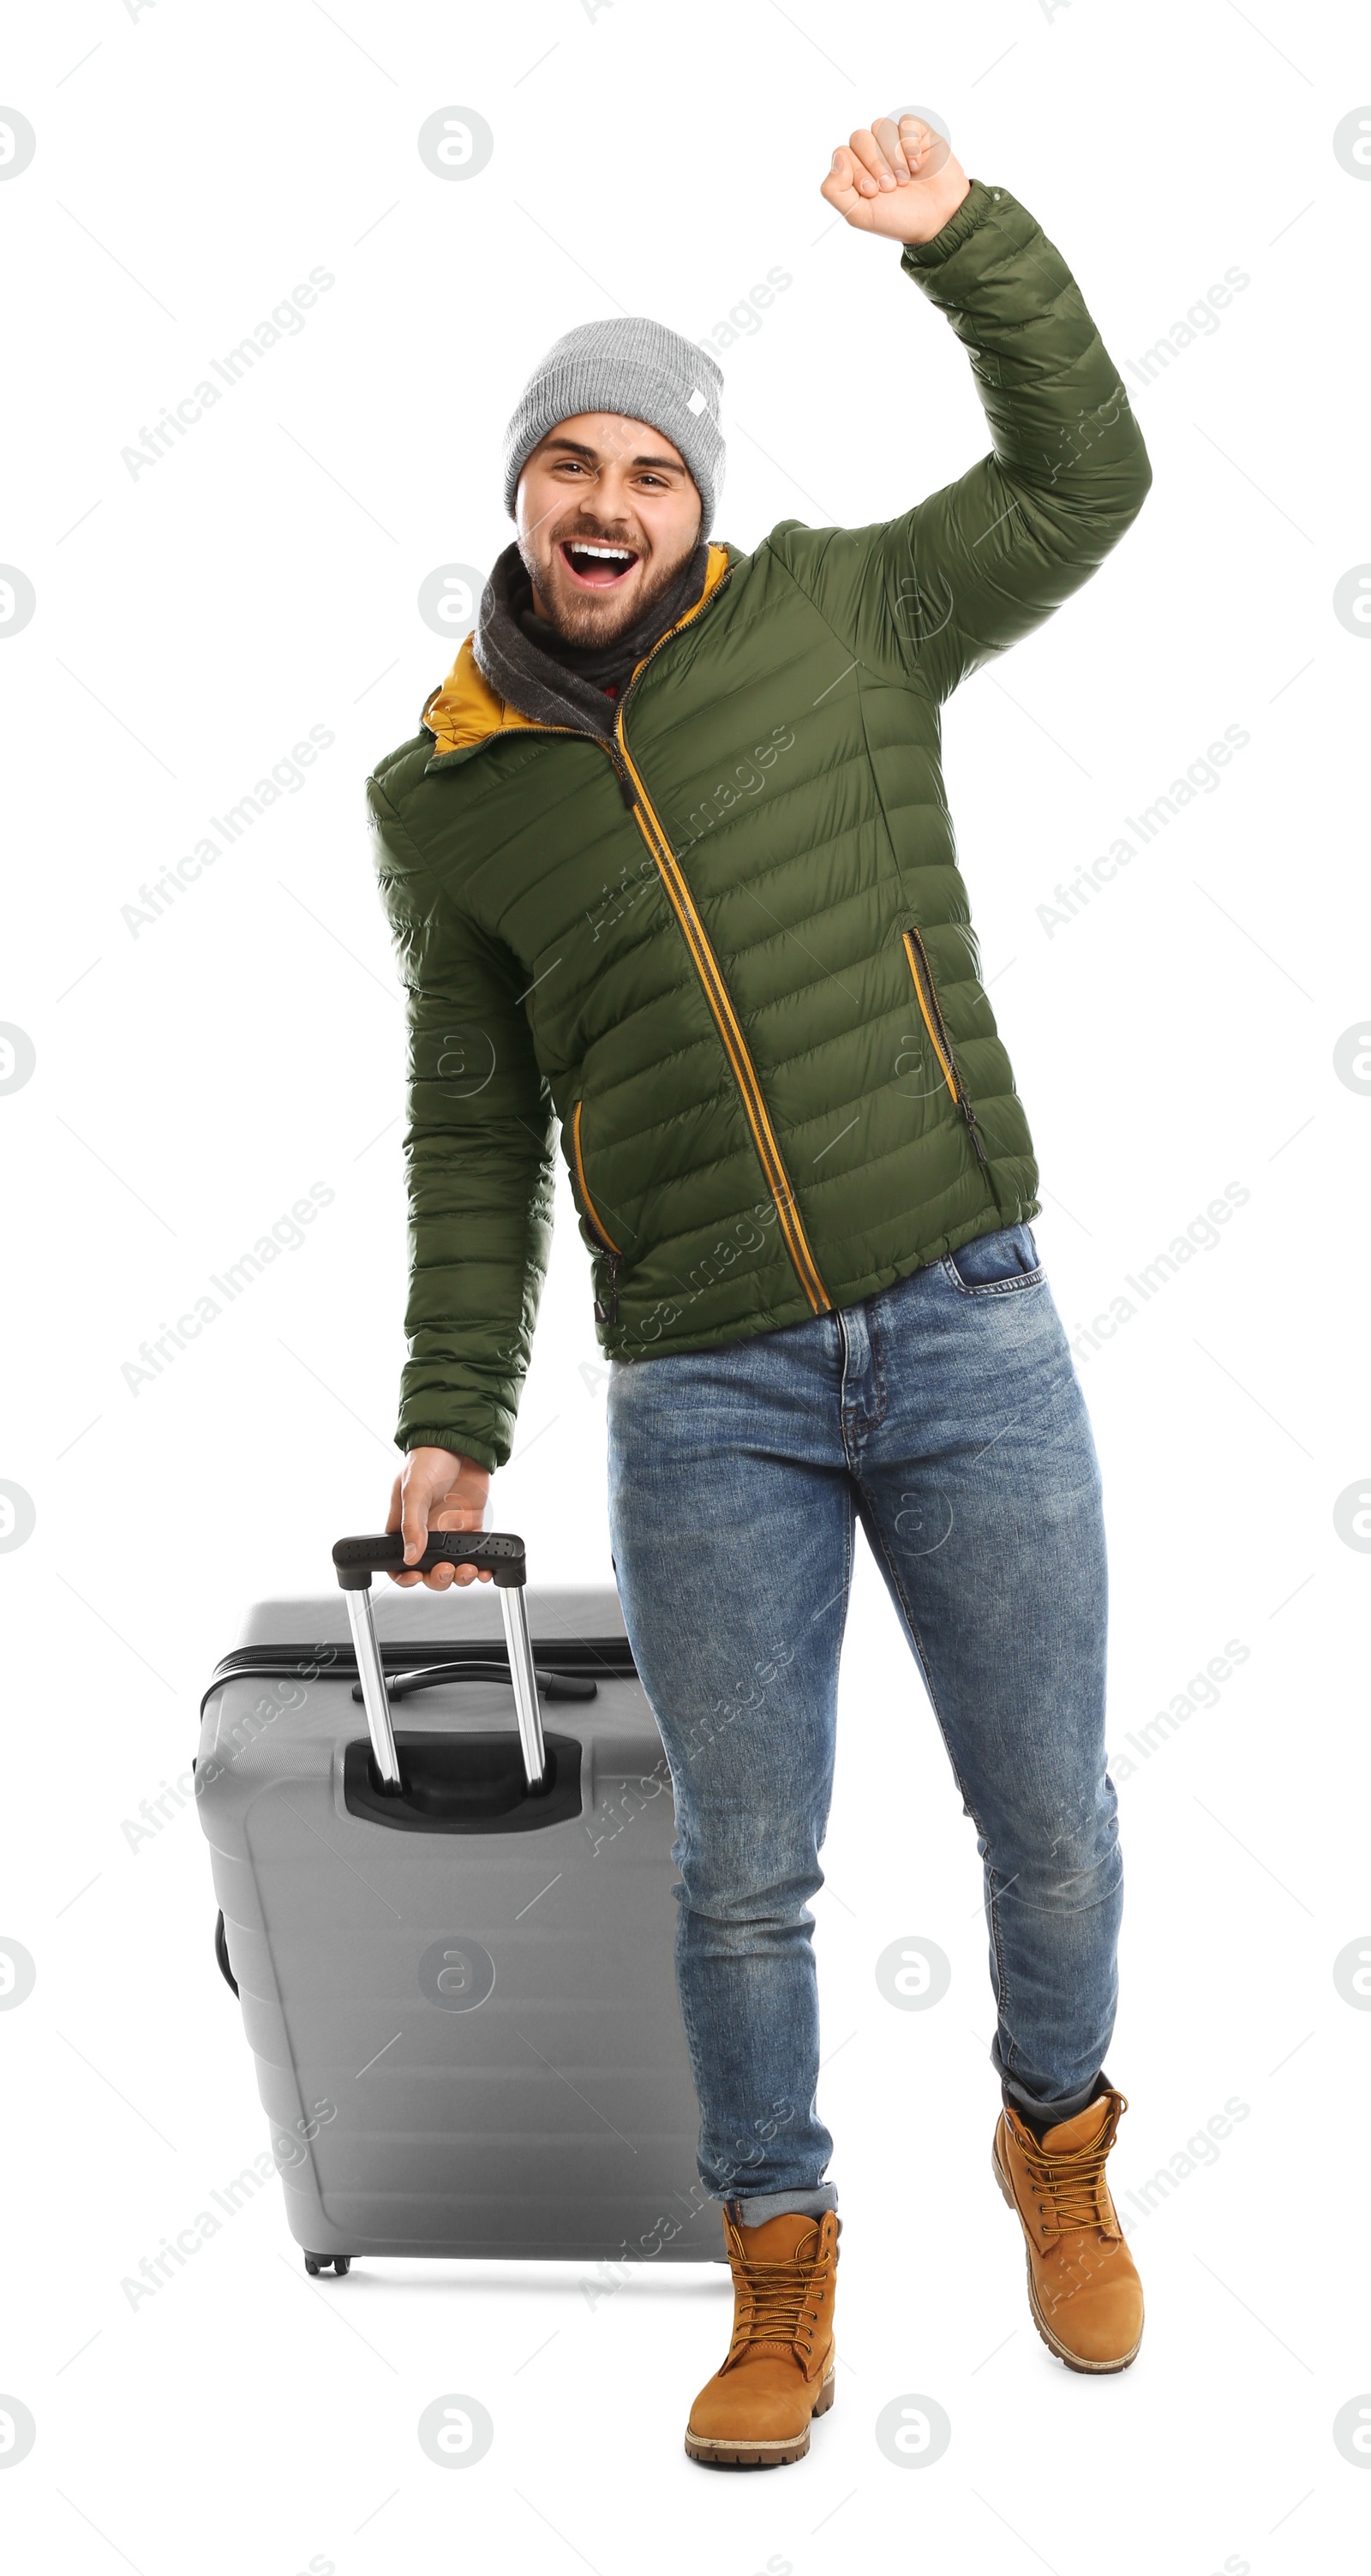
[386,1446,494,1589]
[821,112,971,246]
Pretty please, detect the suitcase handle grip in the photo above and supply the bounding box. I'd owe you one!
[332,1530,526,1591]
[331,1530,546,1800]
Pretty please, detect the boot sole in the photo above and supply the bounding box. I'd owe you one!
[991,2139,1143,2375]
[684,2361,836,2468]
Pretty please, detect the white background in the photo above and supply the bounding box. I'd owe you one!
[2,1,1368,2568]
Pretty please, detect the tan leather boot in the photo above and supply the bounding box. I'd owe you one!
[685,2205,841,2467]
[993,2088,1144,2373]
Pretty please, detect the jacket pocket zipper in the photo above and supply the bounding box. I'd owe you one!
[571,1097,623,1325]
[901,928,989,1166]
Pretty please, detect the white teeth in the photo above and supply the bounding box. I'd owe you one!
[569,542,632,560]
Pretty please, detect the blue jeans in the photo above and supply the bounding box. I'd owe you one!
[606,1223,1122,2222]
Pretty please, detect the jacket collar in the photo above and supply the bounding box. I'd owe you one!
[422,541,733,764]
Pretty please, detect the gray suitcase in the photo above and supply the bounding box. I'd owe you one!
[197,1530,721,2272]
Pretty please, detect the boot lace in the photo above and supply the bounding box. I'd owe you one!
[1014,2095,1124,2243]
[723,2242,832,2368]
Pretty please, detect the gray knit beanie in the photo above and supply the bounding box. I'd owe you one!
[501,317,725,537]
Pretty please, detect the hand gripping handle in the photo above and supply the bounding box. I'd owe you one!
[332,1530,527,1589]
[330,1530,544,1796]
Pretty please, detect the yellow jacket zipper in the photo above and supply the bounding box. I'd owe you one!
[902,927,989,1166]
[571,1098,622,1324]
[433,566,834,1319]
[606,579,829,1316]
[612,723,830,1314]
[570,1098,622,1255]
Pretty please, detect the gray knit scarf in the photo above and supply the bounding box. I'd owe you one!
[471,536,711,740]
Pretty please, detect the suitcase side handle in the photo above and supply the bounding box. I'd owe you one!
[331,1530,546,1799]
[332,1530,526,1589]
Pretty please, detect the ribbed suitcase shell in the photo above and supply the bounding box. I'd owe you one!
[197,1580,721,2264]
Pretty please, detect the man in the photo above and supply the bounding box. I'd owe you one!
[369,111,1152,2464]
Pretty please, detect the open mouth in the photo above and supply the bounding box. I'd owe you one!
[559,539,639,590]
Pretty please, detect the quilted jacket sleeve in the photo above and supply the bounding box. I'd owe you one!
[769,180,1152,698]
[368,776,556,1472]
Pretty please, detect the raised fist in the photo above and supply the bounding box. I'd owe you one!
[820,112,970,246]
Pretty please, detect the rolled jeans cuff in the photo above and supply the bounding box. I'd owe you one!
[1000,2061,1111,2129]
[725,2185,839,2223]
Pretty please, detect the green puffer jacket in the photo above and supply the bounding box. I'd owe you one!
[369,179,1152,1471]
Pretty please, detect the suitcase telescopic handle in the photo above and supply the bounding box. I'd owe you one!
[330,1530,546,1799]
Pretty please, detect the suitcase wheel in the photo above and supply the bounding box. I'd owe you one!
[304,2253,350,2278]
